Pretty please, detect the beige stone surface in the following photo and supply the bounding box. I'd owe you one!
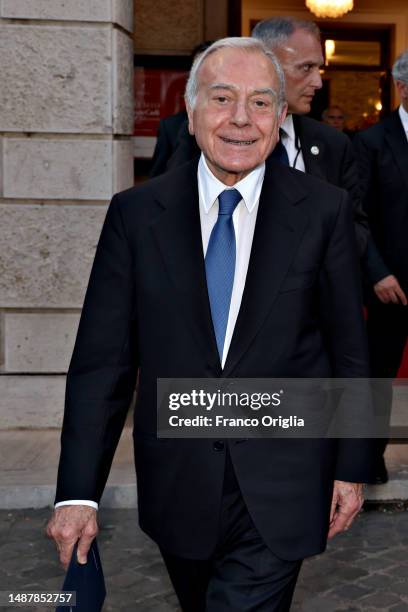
[0,204,107,308]
[0,0,112,21]
[134,0,203,52]
[4,312,80,373]
[113,29,134,135]
[390,384,408,427]
[0,25,112,134]
[1,0,134,30]
[112,0,134,32]
[0,312,4,368]
[3,138,113,200]
[113,140,134,193]
[0,137,3,196]
[0,428,136,508]
[0,375,65,428]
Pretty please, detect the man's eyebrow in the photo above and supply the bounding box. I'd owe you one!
[209,83,238,91]
[251,88,275,96]
[208,84,276,97]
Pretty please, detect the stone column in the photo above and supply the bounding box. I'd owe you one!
[0,0,134,428]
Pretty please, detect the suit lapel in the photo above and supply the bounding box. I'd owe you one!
[385,110,408,192]
[151,161,221,373]
[293,115,327,181]
[223,162,309,377]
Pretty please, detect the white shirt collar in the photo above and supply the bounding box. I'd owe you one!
[198,154,265,214]
[398,104,408,132]
[281,114,295,142]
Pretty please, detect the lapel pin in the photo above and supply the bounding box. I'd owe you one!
[311,146,319,156]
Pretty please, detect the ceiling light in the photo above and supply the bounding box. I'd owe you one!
[306,0,354,18]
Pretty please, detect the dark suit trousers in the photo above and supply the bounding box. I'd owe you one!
[367,295,408,458]
[160,450,302,612]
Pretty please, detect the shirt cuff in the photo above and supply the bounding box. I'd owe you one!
[55,500,98,510]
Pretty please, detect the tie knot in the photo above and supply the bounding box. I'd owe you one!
[218,189,242,216]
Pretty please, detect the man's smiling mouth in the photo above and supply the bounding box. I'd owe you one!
[220,137,257,145]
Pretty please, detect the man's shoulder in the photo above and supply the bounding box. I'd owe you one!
[354,112,398,147]
[160,110,188,135]
[295,115,350,148]
[113,159,198,211]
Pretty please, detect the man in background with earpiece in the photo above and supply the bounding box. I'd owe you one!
[252,16,368,255]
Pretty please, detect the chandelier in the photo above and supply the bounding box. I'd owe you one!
[305,0,353,18]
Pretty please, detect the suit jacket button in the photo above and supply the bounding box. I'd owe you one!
[213,440,225,451]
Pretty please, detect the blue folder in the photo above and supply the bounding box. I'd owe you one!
[56,539,106,612]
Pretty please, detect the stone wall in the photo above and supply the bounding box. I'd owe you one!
[0,0,134,428]
[133,0,229,55]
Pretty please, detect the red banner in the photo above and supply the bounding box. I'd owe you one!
[134,67,188,137]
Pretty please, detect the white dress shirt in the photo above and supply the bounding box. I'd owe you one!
[280,114,305,172]
[198,155,264,368]
[56,154,265,511]
[398,104,408,142]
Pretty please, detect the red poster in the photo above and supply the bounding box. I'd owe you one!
[134,67,188,137]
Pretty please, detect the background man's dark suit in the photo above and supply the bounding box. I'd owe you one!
[292,115,367,253]
[56,158,372,562]
[161,115,368,254]
[149,110,190,178]
[149,42,213,178]
[354,111,408,294]
[354,110,408,467]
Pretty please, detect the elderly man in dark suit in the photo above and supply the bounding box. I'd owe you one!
[47,38,372,611]
[354,50,408,484]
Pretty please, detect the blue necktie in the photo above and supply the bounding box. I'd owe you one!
[205,189,242,360]
[270,129,289,166]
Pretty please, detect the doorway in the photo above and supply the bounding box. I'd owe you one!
[310,24,392,135]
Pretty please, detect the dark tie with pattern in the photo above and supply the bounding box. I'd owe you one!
[270,128,289,166]
[205,188,242,360]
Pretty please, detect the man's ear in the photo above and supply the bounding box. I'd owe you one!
[278,102,288,128]
[395,79,408,101]
[185,100,195,135]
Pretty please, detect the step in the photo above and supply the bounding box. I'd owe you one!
[0,428,136,510]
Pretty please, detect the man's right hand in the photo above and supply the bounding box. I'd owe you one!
[374,275,407,305]
[46,505,98,569]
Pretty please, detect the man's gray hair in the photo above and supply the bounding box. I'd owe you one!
[392,49,408,84]
[185,37,286,114]
[252,16,320,50]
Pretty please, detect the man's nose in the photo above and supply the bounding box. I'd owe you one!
[311,68,323,90]
[231,101,251,126]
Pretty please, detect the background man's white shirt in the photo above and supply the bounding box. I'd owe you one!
[280,114,305,172]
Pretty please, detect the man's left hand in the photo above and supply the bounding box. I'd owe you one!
[328,480,364,539]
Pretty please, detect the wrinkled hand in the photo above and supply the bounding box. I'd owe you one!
[328,480,364,539]
[46,505,98,569]
[374,275,407,305]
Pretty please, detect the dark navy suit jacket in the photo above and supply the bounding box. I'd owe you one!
[56,160,372,561]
